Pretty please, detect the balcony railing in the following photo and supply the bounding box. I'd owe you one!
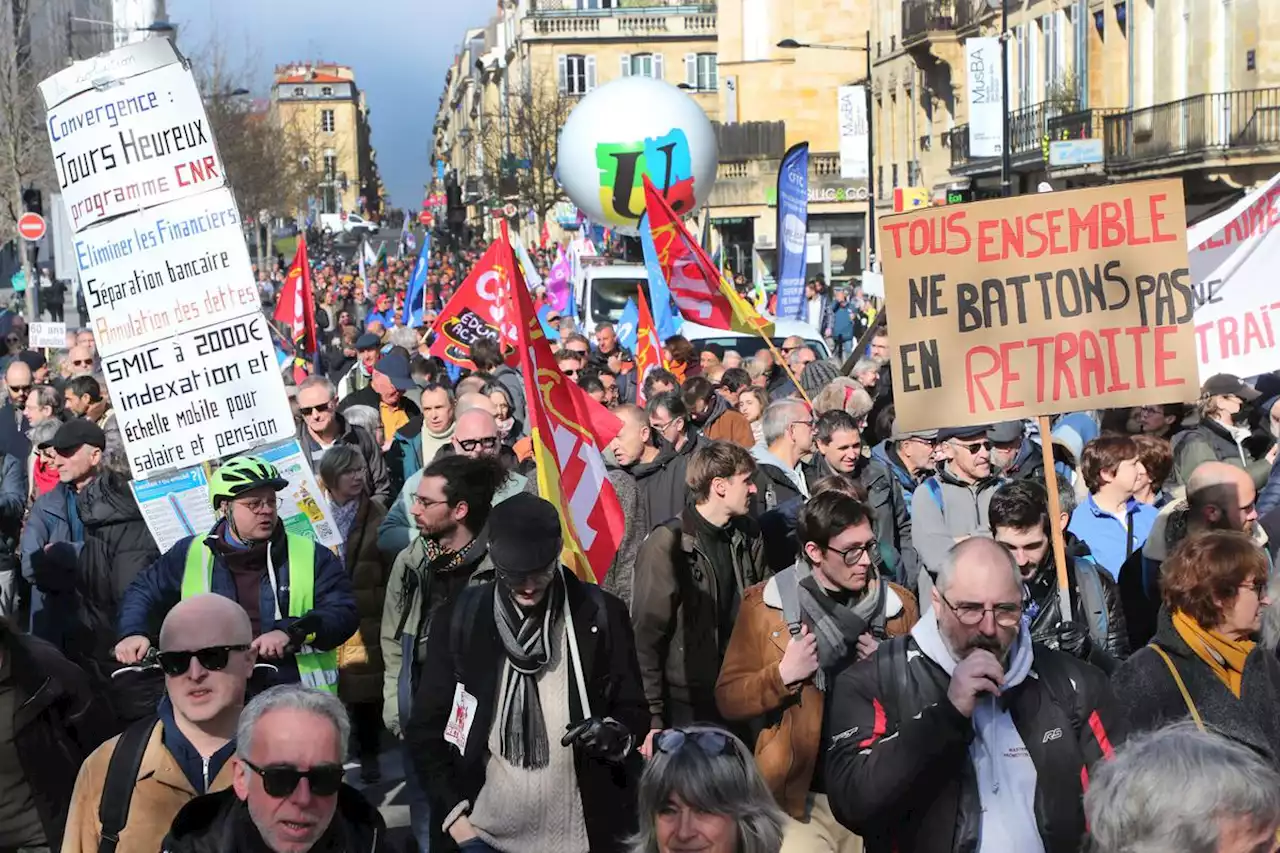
[1104,87,1280,167]
[531,0,716,13]
[903,0,956,47]
[1046,107,1125,143]
[950,100,1081,170]
[714,120,785,162]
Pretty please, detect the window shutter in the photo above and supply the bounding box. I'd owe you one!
[586,55,597,91]
[653,53,665,81]
[557,55,568,94]
[620,54,631,77]
[685,53,697,88]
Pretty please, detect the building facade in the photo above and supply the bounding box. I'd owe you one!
[272,62,382,219]
[433,0,719,243]
[877,0,1280,218]
[707,0,872,288]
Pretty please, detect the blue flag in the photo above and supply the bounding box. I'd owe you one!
[617,298,639,352]
[775,142,810,321]
[638,213,682,341]
[403,232,430,327]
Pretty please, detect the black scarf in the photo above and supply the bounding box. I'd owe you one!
[493,572,565,769]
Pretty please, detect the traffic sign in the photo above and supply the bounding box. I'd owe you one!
[418,211,432,226]
[503,203,517,218]
[17,212,45,242]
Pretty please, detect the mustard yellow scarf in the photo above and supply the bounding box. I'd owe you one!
[1172,609,1255,698]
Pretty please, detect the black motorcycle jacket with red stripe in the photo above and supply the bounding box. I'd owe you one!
[821,634,1126,853]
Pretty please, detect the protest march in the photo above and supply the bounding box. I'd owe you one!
[5,28,1280,853]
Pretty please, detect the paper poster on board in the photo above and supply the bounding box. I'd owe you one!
[39,40,226,232]
[131,466,219,553]
[106,311,295,476]
[70,187,259,357]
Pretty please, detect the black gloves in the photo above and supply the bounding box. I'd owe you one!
[1046,620,1093,660]
[562,717,633,764]
[30,543,78,593]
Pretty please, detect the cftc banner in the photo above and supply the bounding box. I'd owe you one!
[775,143,810,322]
[965,37,1004,158]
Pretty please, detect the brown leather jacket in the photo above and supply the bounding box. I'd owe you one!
[715,574,919,818]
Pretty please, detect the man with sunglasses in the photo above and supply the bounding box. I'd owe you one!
[634,393,703,530]
[115,456,357,695]
[65,343,97,379]
[717,493,918,851]
[65,594,254,853]
[0,359,32,462]
[162,684,386,853]
[823,537,1124,853]
[911,424,1004,603]
[863,424,937,593]
[294,375,391,507]
[407,493,646,853]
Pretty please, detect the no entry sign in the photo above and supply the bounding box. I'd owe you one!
[418,211,432,226]
[18,212,45,242]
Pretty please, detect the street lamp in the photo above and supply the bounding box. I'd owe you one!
[777,34,876,268]
[988,0,1012,196]
[209,88,251,100]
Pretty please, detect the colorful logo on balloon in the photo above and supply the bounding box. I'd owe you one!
[594,129,697,225]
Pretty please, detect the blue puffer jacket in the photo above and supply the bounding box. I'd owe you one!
[116,519,358,685]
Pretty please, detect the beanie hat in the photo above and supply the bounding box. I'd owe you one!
[800,359,841,397]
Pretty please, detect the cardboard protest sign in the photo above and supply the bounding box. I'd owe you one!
[881,180,1199,431]
[72,187,258,357]
[107,312,294,476]
[1187,171,1280,381]
[39,40,226,232]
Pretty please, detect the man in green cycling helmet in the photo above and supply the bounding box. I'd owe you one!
[113,455,357,693]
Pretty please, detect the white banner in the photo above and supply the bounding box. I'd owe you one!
[837,85,869,180]
[1188,172,1280,381]
[72,188,258,357]
[106,312,294,476]
[29,322,67,349]
[965,38,1004,158]
[40,40,225,232]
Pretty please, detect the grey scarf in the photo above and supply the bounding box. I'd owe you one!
[794,561,885,690]
[493,575,565,769]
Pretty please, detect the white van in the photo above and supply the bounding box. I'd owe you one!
[318,212,375,236]
[578,260,828,358]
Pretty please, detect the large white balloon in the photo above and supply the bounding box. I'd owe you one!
[557,77,718,235]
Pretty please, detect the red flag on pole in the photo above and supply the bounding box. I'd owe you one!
[642,175,774,338]
[635,286,662,408]
[503,222,626,585]
[426,239,521,370]
[273,237,319,357]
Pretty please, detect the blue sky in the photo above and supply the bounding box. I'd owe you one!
[171,0,490,209]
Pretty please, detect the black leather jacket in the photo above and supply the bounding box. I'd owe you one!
[1024,553,1130,672]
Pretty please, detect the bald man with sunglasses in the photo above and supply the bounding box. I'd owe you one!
[64,594,255,853]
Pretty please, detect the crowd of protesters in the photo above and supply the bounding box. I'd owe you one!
[0,224,1278,853]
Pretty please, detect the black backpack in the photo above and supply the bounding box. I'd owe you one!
[96,717,158,853]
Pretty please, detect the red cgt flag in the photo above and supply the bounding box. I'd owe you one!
[426,239,521,370]
[642,175,774,338]
[635,286,662,408]
[502,222,626,585]
[273,236,319,356]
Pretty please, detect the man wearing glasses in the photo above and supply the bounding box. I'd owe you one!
[716,493,919,851]
[115,456,357,696]
[823,537,1125,853]
[162,684,385,853]
[911,424,1004,603]
[65,594,254,853]
[294,375,391,507]
[749,400,815,516]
